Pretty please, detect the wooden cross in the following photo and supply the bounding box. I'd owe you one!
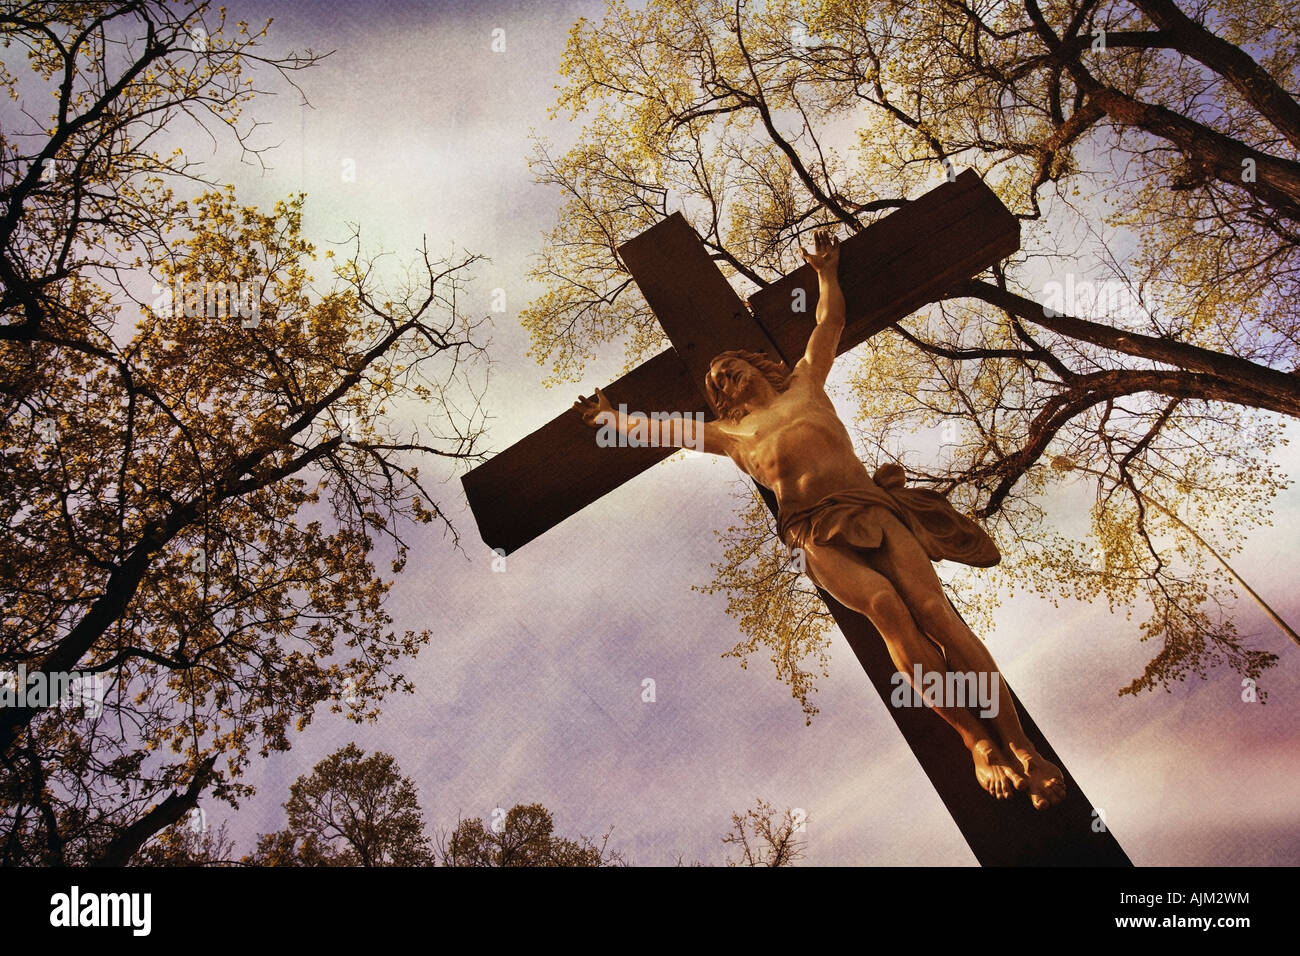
[462,171,1131,866]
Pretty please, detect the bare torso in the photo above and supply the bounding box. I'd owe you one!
[719,373,872,514]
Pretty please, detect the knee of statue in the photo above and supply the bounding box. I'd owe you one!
[864,586,907,624]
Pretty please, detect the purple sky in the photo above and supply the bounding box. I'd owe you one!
[147,0,1300,865]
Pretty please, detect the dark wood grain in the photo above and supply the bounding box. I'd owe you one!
[461,348,706,554]
[748,170,1021,365]
[618,211,784,394]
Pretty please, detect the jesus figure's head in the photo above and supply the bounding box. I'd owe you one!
[705,350,792,422]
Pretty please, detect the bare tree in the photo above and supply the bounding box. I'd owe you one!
[722,798,807,867]
[438,803,625,867]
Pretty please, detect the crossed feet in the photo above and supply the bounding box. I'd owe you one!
[971,739,1067,809]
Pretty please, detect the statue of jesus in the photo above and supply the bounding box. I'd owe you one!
[575,230,1066,810]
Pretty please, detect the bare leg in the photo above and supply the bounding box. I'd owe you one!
[804,540,1023,801]
[859,510,1067,810]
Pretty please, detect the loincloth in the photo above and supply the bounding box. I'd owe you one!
[776,463,1001,573]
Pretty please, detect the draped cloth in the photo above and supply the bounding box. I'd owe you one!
[776,463,1001,578]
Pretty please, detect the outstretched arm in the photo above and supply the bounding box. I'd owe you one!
[574,388,733,456]
[794,229,844,388]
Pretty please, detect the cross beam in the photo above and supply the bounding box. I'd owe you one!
[463,171,1131,865]
[464,172,1023,554]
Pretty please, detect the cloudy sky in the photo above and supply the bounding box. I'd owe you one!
[170,0,1298,865]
